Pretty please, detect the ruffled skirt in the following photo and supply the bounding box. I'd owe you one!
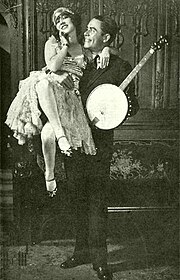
[5,71,96,155]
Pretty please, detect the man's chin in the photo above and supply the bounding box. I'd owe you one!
[84,42,91,49]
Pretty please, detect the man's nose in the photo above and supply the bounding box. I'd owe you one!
[84,30,89,36]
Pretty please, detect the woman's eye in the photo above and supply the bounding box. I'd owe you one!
[55,16,60,23]
[55,14,68,24]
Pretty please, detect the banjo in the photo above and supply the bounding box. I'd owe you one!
[86,36,168,130]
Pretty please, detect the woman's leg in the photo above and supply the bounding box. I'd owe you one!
[36,79,70,152]
[41,122,57,194]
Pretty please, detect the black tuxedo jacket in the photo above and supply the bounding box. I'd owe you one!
[79,54,139,150]
[80,54,138,113]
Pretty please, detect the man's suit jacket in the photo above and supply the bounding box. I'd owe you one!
[79,54,139,150]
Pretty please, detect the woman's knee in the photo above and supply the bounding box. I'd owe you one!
[41,123,55,142]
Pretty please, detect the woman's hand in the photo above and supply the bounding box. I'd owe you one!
[97,47,110,69]
[60,32,69,47]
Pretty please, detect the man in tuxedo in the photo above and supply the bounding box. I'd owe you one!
[60,15,139,280]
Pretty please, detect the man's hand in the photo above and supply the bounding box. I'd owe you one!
[52,71,74,90]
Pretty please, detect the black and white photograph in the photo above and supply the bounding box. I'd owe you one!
[0,0,179,279]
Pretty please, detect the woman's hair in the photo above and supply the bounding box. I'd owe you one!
[93,15,118,45]
[52,7,82,43]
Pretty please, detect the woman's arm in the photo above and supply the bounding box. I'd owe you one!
[108,46,120,56]
[98,46,120,69]
[44,35,69,72]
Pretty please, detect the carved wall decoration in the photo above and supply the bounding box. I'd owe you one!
[154,71,164,109]
[171,0,180,37]
[1,0,19,28]
[151,0,179,110]
[90,0,102,16]
[99,0,179,114]
[36,0,89,34]
[103,0,154,42]
[102,0,155,99]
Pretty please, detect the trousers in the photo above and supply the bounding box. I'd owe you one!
[64,128,113,268]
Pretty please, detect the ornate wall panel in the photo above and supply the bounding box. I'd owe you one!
[100,0,179,110]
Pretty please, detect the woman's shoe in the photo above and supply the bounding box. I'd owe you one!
[57,136,72,156]
[46,178,57,197]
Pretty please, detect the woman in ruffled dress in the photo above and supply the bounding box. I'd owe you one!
[5,7,112,196]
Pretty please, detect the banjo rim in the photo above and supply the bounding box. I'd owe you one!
[86,83,129,130]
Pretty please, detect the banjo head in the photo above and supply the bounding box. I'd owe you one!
[86,84,128,130]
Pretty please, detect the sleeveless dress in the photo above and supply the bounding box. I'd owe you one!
[5,39,96,155]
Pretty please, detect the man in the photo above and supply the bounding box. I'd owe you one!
[60,15,139,280]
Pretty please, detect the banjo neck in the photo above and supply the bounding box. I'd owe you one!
[119,36,168,91]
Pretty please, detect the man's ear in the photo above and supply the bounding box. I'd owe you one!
[103,33,111,43]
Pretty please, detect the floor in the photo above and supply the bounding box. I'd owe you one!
[1,193,179,280]
[1,235,179,280]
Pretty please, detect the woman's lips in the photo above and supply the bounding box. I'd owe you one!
[61,24,68,30]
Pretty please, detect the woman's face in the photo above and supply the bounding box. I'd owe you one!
[54,13,75,34]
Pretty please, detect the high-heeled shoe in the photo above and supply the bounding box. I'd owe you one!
[57,136,72,156]
[46,178,57,197]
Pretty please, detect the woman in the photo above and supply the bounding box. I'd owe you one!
[5,7,113,196]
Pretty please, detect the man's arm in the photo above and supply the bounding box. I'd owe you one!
[51,71,74,90]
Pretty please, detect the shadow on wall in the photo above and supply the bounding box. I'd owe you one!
[0,13,11,169]
[0,21,10,53]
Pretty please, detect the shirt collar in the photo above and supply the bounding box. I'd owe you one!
[87,54,100,69]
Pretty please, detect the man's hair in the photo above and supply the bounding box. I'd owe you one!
[93,15,118,45]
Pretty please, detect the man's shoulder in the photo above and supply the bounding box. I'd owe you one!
[109,54,132,73]
[110,54,131,66]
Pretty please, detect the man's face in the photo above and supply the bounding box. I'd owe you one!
[84,18,105,52]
